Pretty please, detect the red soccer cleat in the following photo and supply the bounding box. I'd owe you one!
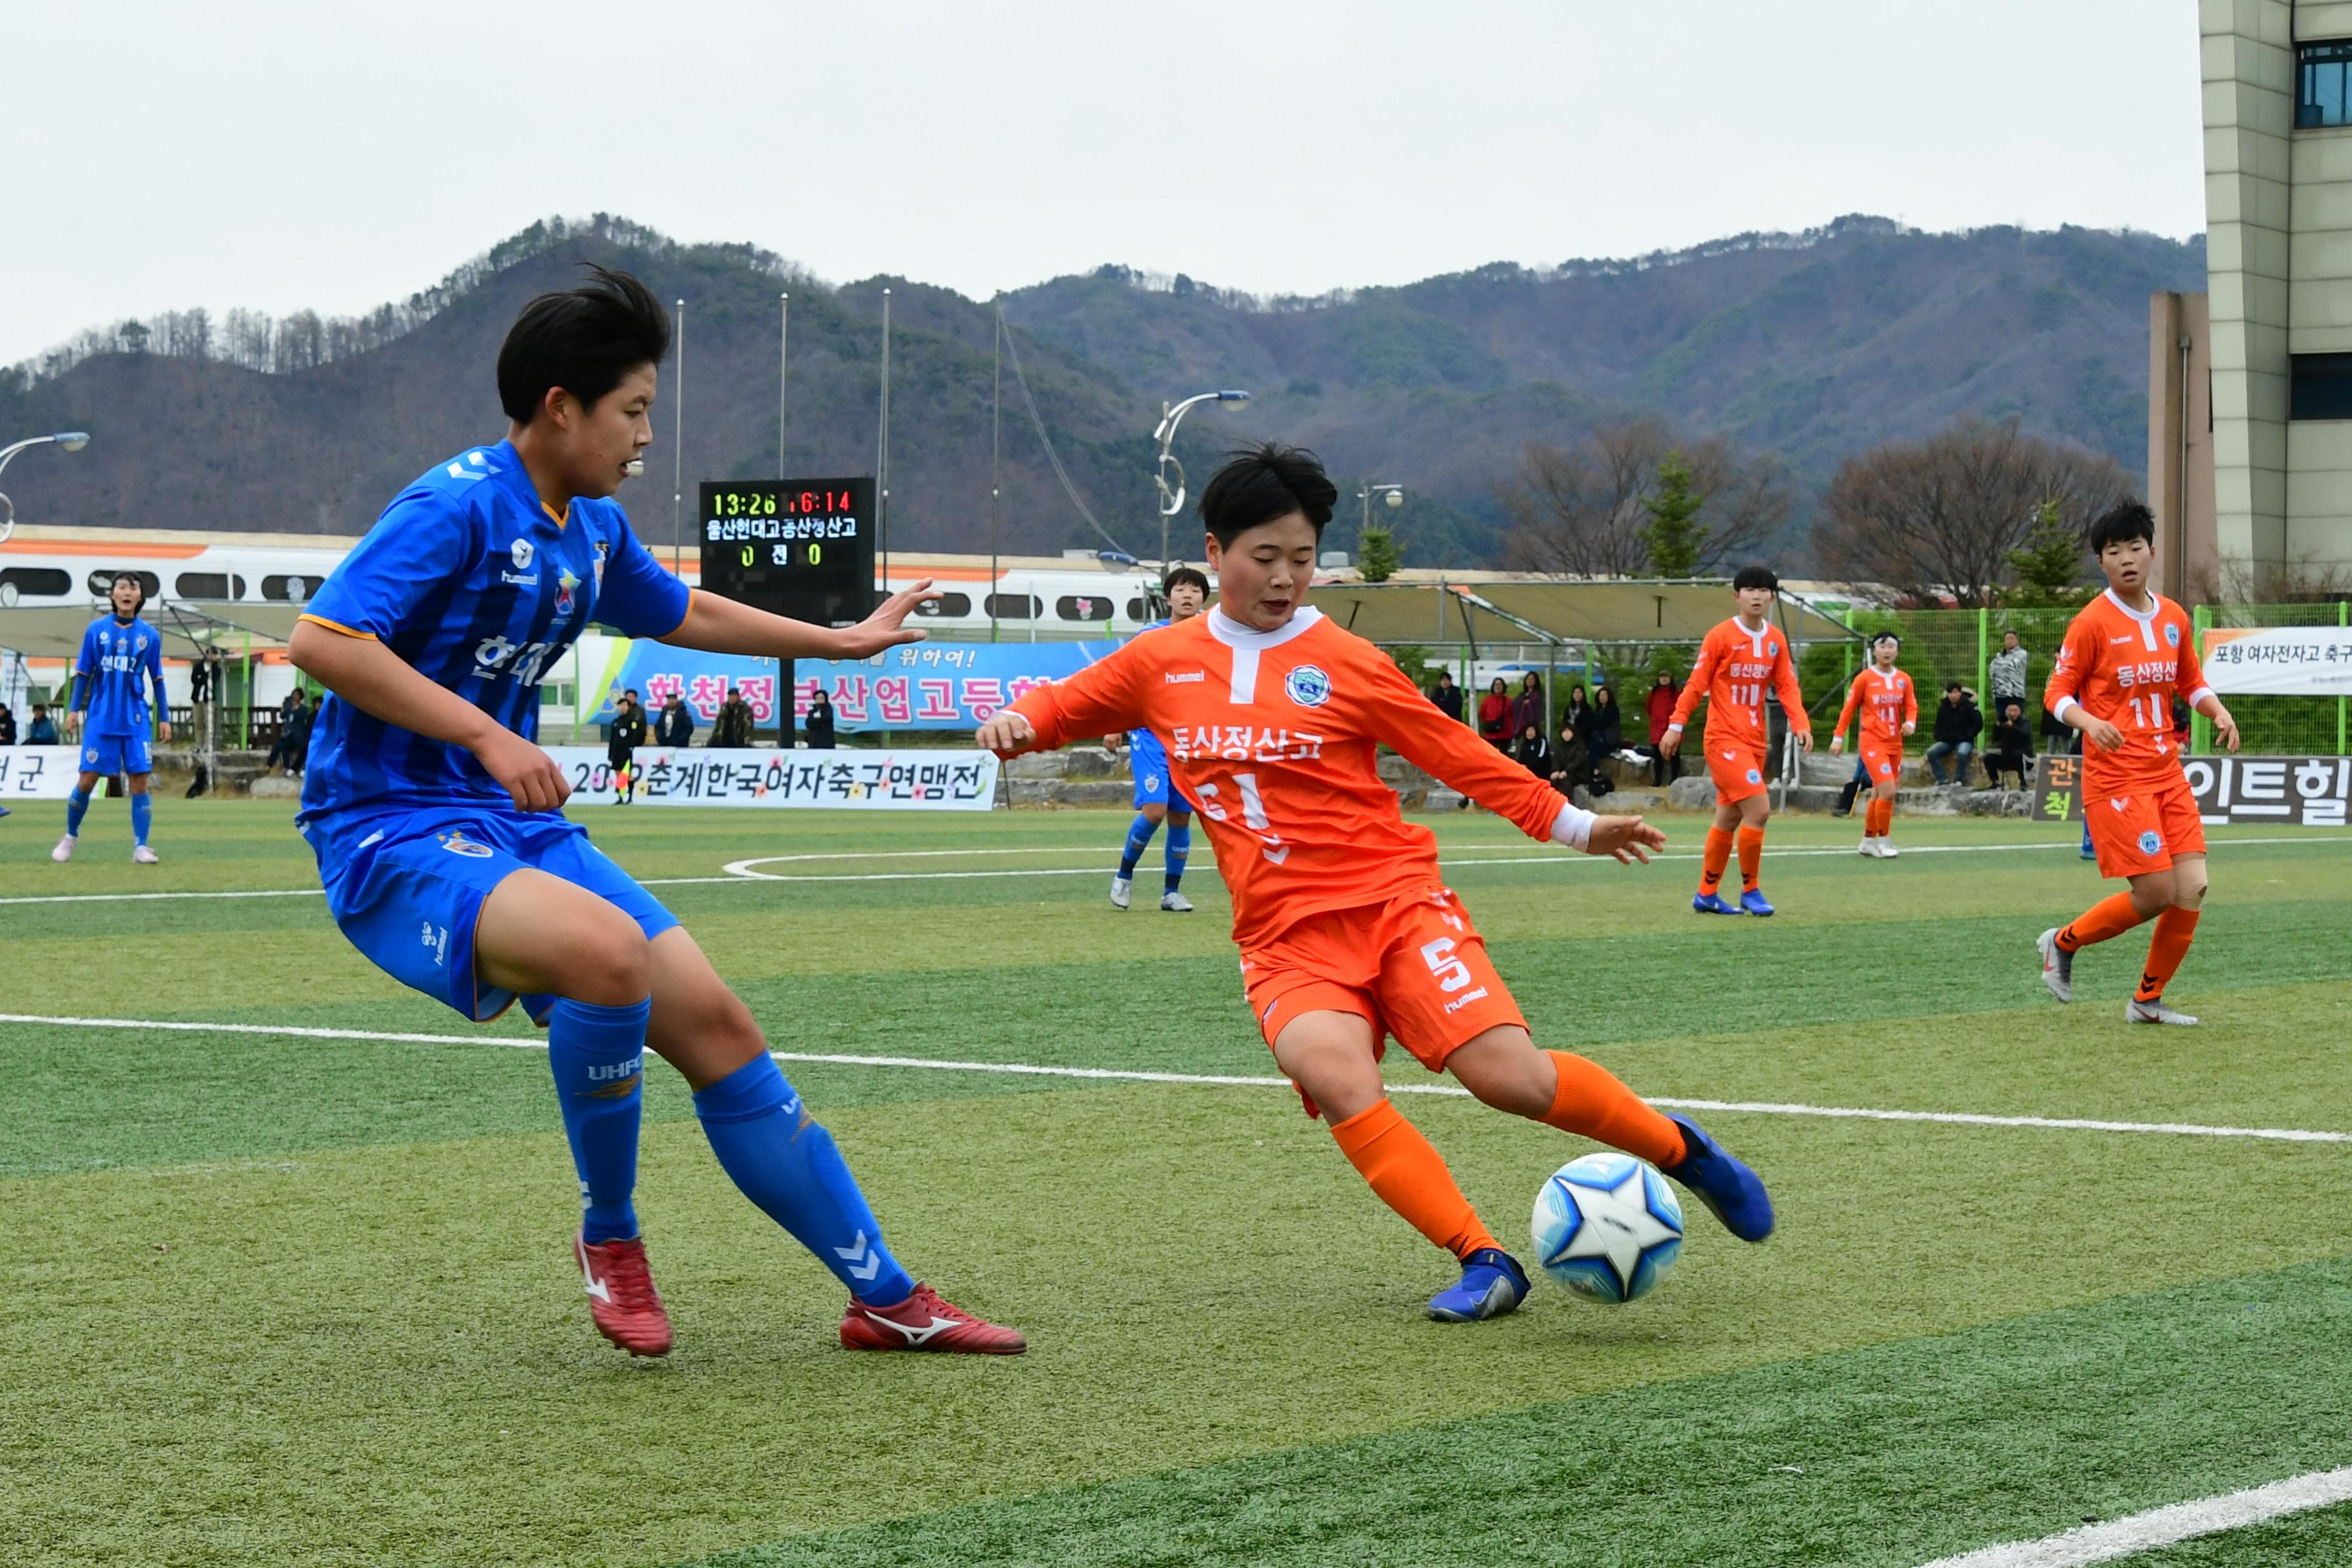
[574,1232,674,1357]
[839,1282,1027,1355]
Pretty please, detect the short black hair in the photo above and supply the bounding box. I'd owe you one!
[1946,681,1964,692]
[1162,565,1210,595]
[1732,564,1779,593]
[2088,500,2155,554]
[1869,631,1901,650]
[1199,443,1339,547]
[498,264,672,424]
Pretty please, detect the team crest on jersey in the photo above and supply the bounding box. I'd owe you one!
[436,830,494,859]
[511,538,534,570]
[2164,623,2180,647]
[553,569,580,621]
[2137,829,2163,855]
[593,541,609,590]
[1284,665,1333,708]
[1745,768,1763,785]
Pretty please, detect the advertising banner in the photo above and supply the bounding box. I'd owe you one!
[2032,753,2352,828]
[2199,627,2352,696]
[0,745,79,799]
[544,746,998,811]
[592,641,1117,732]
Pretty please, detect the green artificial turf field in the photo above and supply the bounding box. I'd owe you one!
[3,798,2350,1566]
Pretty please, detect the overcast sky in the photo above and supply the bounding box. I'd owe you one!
[2,0,2202,367]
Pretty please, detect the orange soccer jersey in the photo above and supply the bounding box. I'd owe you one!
[2045,587,2213,876]
[1667,616,1809,806]
[1004,607,1570,953]
[1836,665,1916,785]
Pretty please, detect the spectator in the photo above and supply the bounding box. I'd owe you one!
[1560,685,1592,754]
[712,683,756,749]
[266,690,312,776]
[28,704,59,745]
[1510,672,1547,741]
[1643,671,1681,786]
[2040,691,2080,756]
[607,691,647,803]
[1549,714,1587,795]
[1982,698,2034,790]
[0,704,14,747]
[1427,671,1464,723]
[1583,685,1623,793]
[805,687,836,749]
[1988,629,2030,725]
[1833,755,1872,818]
[1513,721,1553,784]
[1477,678,1512,750]
[1925,681,1982,786]
[654,691,694,749]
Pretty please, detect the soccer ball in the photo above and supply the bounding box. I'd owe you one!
[1531,1152,1684,1304]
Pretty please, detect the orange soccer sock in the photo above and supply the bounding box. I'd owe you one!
[1736,825,1766,890]
[1698,827,1735,894]
[2056,892,2147,954]
[1542,1051,1687,1170]
[1328,1099,1498,1260]
[1868,799,1893,838]
[2134,908,2202,1002]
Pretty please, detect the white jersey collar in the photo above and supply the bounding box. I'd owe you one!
[2103,586,2161,622]
[1207,604,1323,650]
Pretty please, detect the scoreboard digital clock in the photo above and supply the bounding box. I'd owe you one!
[698,478,877,627]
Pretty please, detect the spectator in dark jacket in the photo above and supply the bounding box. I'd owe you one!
[1643,671,1680,785]
[1510,673,1547,741]
[1560,687,1592,754]
[1925,683,1982,785]
[1549,715,1587,795]
[607,692,648,801]
[266,691,312,776]
[1583,685,1624,792]
[28,705,59,745]
[1982,699,2034,789]
[1513,721,1553,783]
[1427,671,1464,723]
[0,705,14,747]
[805,689,837,749]
[712,685,756,748]
[654,692,694,748]
[1477,678,1512,749]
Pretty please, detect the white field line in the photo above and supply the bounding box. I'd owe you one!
[2,1012,2347,1146]
[1914,1464,2352,1567]
[2,832,2340,905]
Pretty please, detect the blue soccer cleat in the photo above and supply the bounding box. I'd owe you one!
[2079,825,2097,861]
[1692,891,1743,916]
[1738,888,1776,917]
[1427,1247,1530,1322]
[1661,1113,1775,1242]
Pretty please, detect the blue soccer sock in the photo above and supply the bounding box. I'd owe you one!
[130,793,152,847]
[64,788,90,836]
[1164,821,1191,894]
[692,1054,914,1306]
[1117,812,1158,878]
[545,997,650,1244]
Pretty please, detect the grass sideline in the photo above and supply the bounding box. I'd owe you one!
[3,801,2349,1566]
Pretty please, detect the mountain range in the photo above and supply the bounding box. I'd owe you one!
[0,213,2204,569]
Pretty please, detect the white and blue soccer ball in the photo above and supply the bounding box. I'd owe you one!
[1531,1152,1684,1304]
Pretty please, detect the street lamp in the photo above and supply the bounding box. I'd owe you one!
[1153,389,1250,569]
[0,432,92,544]
[1358,482,1404,538]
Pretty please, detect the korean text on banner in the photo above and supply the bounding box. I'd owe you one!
[2033,752,2352,828]
[0,746,84,799]
[594,640,1119,732]
[2199,627,2352,696]
[545,746,998,810]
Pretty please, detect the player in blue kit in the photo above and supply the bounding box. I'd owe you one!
[286,266,1023,1358]
[1106,565,1208,912]
[54,573,171,864]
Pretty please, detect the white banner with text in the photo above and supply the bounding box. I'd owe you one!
[0,746,83,800]
[2199,627,2352,695]
[545,746,998,810]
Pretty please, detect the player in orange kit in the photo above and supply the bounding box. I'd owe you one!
[1829,632,1917,859]
[1658,567,1812,915]
[2037,502,2239,1024]
[977,444,1774,1324]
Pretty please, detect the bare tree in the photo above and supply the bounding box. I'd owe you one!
[1814,417,2132,607]
[1499,416,1792,577]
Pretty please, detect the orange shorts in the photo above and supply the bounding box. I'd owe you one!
[1859,741,1903,790]
[1240,887,1526,1115]
[1705,740,1770,805]
[2085,774,2206,879]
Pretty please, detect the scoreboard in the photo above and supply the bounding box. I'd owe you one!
[698,477,876,627]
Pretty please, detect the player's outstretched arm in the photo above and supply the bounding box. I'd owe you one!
[660,583,939,661]
[289,622,569,812]
[977,640,1148,758]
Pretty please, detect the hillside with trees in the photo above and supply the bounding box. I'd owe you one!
[0,213,2202,568]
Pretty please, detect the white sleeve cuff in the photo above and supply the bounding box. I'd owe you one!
[1549,800,1596,851]
[1663,722,1683,736]
[2050,696,2078,725]
[2186,686,2216,708]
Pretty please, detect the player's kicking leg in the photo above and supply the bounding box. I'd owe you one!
[52,767,101,861]
[1112,799,1165,910]
[1694,784,1774,915]
[2039,799,2206,1023]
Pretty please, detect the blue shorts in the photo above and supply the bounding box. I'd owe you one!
[1128,731,1195,812]
[81,731,152,776]
[309,806,678,1023]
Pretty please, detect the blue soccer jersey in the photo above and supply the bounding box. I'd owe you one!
[297,440,688,835]
[73,614,166,737]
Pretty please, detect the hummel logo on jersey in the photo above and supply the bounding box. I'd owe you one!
[834,1230,886,1283]
[1164,670,1206,683]
[2110,634,2135,643]
[511,538,534,570]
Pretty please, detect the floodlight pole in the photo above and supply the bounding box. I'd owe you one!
[0,432,92,544]
[778,292,789,478]
[1153,390,1250,571]
[1357,482,1404,542]
[990,299,1004,645]
[877,288,892,600]
[671,300,685,573]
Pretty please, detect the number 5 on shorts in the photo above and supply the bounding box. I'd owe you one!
[1420,937,1474,993]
